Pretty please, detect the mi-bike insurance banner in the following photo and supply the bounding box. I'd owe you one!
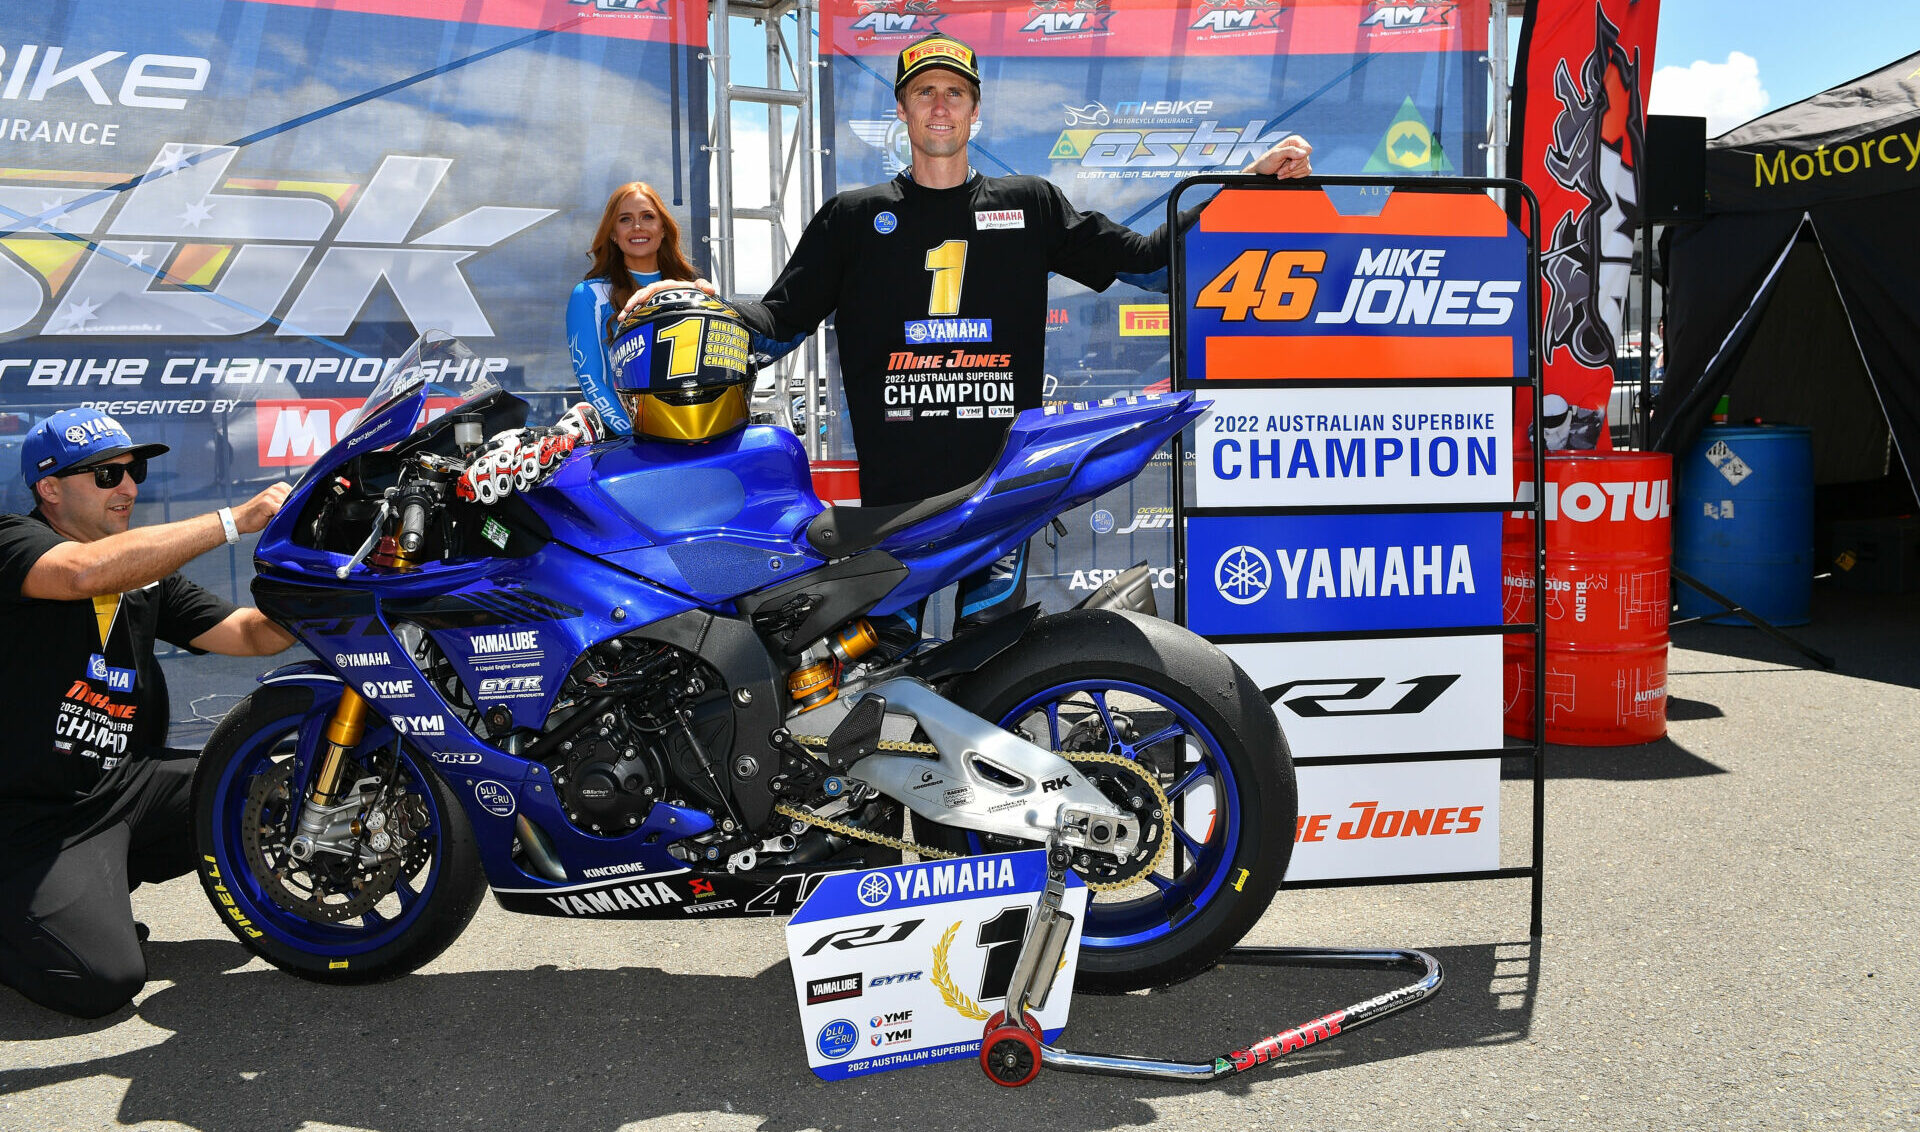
[0,0,709,542]
[820,0,1490,614]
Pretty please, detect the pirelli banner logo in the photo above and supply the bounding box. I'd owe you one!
[1173,180,1538,886]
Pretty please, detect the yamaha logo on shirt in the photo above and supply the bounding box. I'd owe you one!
[86,653,135,693]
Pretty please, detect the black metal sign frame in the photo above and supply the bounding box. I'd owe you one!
[1166,174,1547,937]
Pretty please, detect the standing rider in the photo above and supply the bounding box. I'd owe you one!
[627,34,1312,648]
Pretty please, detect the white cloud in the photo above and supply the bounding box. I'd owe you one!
[1649,51,1771,137]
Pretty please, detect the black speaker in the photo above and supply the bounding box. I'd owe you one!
[1644,115,1707,221]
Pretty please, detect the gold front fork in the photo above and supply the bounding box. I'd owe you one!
[311,687,372,806]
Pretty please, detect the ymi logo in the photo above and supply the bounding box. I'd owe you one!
[1215,545,1272,605]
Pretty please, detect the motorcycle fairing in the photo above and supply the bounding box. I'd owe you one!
[518,424,826,603]
[858,394,1205,617]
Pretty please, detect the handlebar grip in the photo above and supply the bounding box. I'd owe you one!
[399,501,430,553]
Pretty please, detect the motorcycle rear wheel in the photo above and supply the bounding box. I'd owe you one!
[915,609,1295,993]
[192,683,485,983]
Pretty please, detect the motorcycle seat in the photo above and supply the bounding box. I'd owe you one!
[804,470,989,558]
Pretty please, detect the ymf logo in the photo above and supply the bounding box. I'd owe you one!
[0,146,553,339]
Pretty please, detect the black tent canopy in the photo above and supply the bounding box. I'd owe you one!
[1655,51,1920,502]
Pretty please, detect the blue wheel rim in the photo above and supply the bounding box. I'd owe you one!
[208,704,445,958]
[966,679,1243,952]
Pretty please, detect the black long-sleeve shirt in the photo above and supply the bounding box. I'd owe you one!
[738,172,1187,506]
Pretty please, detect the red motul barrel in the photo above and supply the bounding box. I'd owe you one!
[809,460,861,506]
[1503,453,1672,746]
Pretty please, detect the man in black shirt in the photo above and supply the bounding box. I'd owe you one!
[631,33,1310,642]
[0,408,296,1018]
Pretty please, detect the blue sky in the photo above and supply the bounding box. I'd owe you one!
[1649,2,1920,135]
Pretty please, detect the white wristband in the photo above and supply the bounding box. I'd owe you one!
[217,506,240,545]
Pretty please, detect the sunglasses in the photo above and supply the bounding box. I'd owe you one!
[59,457,147,490]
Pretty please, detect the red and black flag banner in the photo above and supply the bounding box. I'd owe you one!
[1509,0,1661,452]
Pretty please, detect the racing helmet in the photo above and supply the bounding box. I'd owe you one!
[609,287,754,443]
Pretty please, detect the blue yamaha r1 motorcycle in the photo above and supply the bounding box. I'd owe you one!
[193,333,1295,993]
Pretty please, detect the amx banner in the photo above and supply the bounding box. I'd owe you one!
[0,0,707,530]
[820,0,1490,612]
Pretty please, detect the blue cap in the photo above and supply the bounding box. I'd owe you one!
[20,407,169,487]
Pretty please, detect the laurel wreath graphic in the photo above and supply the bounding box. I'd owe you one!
[931,921,989,1020]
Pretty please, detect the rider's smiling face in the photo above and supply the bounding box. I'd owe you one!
[895,68,978,162]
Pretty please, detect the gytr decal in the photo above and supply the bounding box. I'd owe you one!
[1187,513,1502,635]
[477,675,542,698]
[0,146,553,339]
[1265,675,1460,717]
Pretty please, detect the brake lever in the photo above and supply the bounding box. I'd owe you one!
[337,496,393,579]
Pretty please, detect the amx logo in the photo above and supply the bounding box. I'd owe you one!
[1360,2,1455,32]
[848,0,943,37]
[0,146,553,339]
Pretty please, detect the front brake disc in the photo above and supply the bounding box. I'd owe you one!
[240,760,403,924]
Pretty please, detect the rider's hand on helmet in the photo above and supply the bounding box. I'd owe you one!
[235,482,293,534]
[1245,135,1312,180]
[619,277,718,321]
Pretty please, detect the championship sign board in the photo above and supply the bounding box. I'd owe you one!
[1174,181,1535,883]
[785,850,1087,1081]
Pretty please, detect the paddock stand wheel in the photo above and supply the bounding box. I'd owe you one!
[980,1009,1044,1087]
[1033,945,1445,1084]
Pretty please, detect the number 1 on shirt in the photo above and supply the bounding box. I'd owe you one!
[925,240,968,317]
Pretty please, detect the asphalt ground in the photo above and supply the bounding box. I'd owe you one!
[2,583,1917,1131]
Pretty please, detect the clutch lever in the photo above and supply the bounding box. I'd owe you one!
[336,496,394,579]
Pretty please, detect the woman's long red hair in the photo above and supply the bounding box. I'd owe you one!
[585,181,698,340]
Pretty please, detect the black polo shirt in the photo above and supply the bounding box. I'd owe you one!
[0,511,234,865]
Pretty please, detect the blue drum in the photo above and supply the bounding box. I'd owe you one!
[1674,424,1814,626]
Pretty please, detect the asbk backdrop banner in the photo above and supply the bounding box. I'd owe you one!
[820,0,1490,613]
[0,0,708,549]
[1508,0,1661,452]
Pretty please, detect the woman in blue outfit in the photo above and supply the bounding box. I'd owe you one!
[567,182,703,433]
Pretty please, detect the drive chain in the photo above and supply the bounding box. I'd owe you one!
[776,738,1172,892]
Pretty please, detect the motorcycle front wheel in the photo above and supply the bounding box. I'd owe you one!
[192,683,485,983]
[914,609,1296,993]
